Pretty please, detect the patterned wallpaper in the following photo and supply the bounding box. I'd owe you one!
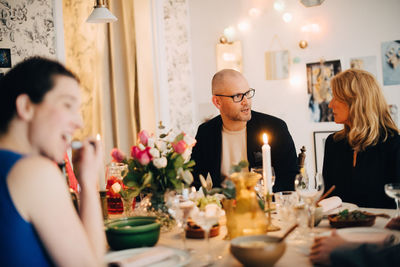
[163,0,195,135]
[0,0,55,66]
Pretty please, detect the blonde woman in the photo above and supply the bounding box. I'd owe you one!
[323,69,400,208]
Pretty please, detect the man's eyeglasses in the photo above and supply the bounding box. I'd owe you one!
[214,88,255,103]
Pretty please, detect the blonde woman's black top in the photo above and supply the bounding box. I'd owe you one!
[322,132,400,208]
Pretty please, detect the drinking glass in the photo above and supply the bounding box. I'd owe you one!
[384,183,400,217]
[105,162,128,214]
[251,167,275,198]
[295,172,324,233]
[275,191,297,226]
[190,204,220,266]
[166,192,195,251]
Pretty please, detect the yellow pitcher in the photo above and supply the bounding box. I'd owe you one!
[223,171,268,239]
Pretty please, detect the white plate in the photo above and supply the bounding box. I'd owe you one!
[104,246,190,267]
[324,202,358,215]
[319,227,400,245]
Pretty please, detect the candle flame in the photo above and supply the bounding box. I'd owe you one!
[96,133,101,141]
[263,133,268,144]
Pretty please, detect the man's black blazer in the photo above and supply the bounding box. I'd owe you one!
[191,110,298,191]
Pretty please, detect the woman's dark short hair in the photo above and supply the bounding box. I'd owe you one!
[0,56,77,134]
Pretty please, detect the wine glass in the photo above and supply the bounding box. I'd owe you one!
[190,204,220,266]
[295,172,324,234]
[251,167,275,197]
[166,192,195,251]
[384,183,400,217]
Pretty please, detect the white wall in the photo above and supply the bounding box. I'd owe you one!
[188,0,400,172]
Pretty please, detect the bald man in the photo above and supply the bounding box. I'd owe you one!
[191,69,298,190]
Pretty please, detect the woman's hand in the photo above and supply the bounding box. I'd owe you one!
[309,229,351,265]
[72,137,103,189]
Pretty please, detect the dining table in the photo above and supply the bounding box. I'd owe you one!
[152,206,398,267]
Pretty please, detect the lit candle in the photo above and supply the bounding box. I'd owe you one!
[262,133,273,194]
[96,134,106,192]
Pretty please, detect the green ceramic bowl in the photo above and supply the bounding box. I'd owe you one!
[105,216,161,250]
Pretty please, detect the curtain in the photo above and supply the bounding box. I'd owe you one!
[107,0,140,151]
[62,0,139,158]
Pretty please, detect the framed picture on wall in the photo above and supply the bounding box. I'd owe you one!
[0,48,11,68]
[307,60,341,122]
[313,131,336,173]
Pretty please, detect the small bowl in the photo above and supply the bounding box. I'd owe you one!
[105,216,160,250]
[186,223,220,239]
[230,235,286,267]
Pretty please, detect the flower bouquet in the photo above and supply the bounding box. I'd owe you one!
[110,129,196,227]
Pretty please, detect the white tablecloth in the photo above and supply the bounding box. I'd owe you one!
[157,208,397,267]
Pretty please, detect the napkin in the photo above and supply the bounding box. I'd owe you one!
[318,196,342,212]
[108,247,175,267]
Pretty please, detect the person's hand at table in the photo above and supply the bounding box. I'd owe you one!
[310,229,354,265]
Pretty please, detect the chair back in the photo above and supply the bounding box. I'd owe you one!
[297,146,306,172]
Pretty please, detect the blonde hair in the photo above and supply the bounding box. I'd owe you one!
[331,69,399,151]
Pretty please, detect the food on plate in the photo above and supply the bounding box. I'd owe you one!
[328,209,376,228]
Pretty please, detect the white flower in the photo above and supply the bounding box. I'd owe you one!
[184,135,196,147]
[138,143,146,150]
[153,157,167,168]
[182,148,191,163]
[149,147,160,158]
[177,167,194,185]
[111,182,121,193]
[147,137,155,148]
[165,131,178,143]
[155,140,167,153]
[199,173,213,191]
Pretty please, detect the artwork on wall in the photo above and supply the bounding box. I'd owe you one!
[313,131,335,173]
[0,48,11,68]
[350,56,377,78]
[307,60,341,122]
[381,40,400,85]
[265,50,289,80]
[216,41,243,73]
[0,0,55,65]
[389,104,398,127]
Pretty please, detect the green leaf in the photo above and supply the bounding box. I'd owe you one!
[124,180,138,188]
[166,169,176,180]
[141,172,153,188]
[171,152,179,160]
[169,176,182,189]
[238,160,249,168]
[174,133,185,142]
[183,160,195,168]
[173,155,184,169]
[230,160,249,174]
[208,188,222,195]
[221,179,236,199]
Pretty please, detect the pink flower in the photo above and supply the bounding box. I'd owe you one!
[138,130,150,146]
[131,146,141,158]
[172,140,187,154]
[137,147,152,165]
[111,148,126,163]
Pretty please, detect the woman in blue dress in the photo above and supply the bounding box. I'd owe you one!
[0,57,105,266]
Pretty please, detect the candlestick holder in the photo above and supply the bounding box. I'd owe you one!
[265,191,280,232]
